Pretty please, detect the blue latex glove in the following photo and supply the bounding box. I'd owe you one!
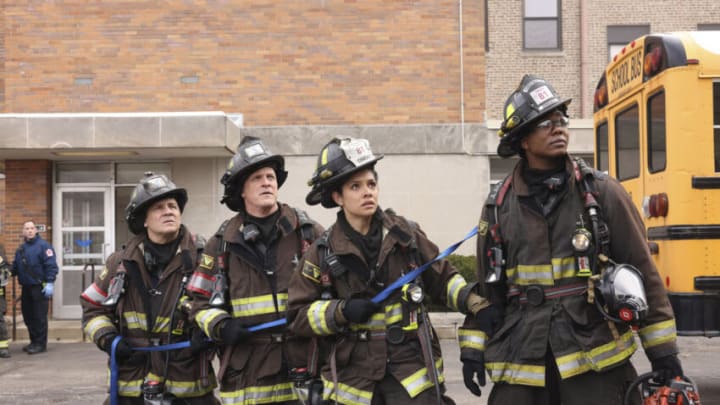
[42,282,54,298]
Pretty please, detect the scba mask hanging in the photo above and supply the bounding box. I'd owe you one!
[595,259,648,324]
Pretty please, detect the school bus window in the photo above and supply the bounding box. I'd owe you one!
[647,91,666,173]
[596,121,609,173]
[615,104,640,181]
[714,82,720,172]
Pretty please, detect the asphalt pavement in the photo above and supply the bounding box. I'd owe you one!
[1,336,719,405]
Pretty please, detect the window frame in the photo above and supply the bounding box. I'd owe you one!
[595,121,609,173]
[615,103,641,181]
[522,0,561,50]
[647,90,667,174]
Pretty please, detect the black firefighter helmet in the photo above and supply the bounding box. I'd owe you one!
[306,137,383,208]
[221,136,288,212]
[125,172,188,235]
[497,74,572,158]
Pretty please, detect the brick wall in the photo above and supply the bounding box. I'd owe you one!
[486,0,720,122]
[1,1,485,125]
[2,160,53,314]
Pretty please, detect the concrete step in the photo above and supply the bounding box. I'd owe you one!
[8,319,85,343]
[5,312,464,344]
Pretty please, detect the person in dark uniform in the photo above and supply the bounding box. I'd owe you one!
[12,220,58,354]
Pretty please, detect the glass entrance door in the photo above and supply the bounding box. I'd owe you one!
[53,187,113,319]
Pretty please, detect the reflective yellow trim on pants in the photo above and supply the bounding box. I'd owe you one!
[0,340,8,349]
[147,372,216,398]
[639,319,677,349]
[486,362,546,386]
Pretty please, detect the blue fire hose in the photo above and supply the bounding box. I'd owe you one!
[110,225,478,405]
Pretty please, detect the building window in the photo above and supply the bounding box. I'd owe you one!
[607,25,649,62]
[698,24,720,31]
[615,103,640,181]
[523,0,560,50]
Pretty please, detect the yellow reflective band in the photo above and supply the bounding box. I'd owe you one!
[551,257,576,280]
[219,382,296,404]
[457,328,487,351]
[0,340,9,349]
[486,362,546,386]
[349,312,385,331]
[322,378,372,405]
[445,274,467,311]
[84,315,115,341]
[555,329,636,379]
[146,372,216,398]
[196,308,229,337]
[639,319,677,349]
[507,257,577,286]
[123,311,148,331]
[308,301,334,335]
[232,293,288,317]
[385,303,403,325]
[400,358,445,398]
[321,147,329,165]
[153,316,171,334]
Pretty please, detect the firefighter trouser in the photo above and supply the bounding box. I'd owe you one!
[0,287,9,350]
[21,284,48,348]
[488,348,640,405]
[103,391,220,405]
[367,373,455,405]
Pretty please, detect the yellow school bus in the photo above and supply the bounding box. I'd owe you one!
[593,31,720,337]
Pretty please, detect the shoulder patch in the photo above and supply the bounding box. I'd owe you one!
[478,220,489,236]
[199,253,215,270]
[45,249,54,257]
[301,260,321,284]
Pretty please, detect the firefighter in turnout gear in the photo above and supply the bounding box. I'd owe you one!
[459,75,682,405]
[81,172,219,405]
[286,137,490,405]
[188,136,324,405]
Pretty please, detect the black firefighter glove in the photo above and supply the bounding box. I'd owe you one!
[651,354,684,383]
[462,357,486,397]
[219,318,252,346]
[101,335,135,365]
[189,328,213,355]
[474,305,502,338]
[341,298,380,324]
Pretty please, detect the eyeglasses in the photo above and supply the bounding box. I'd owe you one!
[534,116,569,132]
